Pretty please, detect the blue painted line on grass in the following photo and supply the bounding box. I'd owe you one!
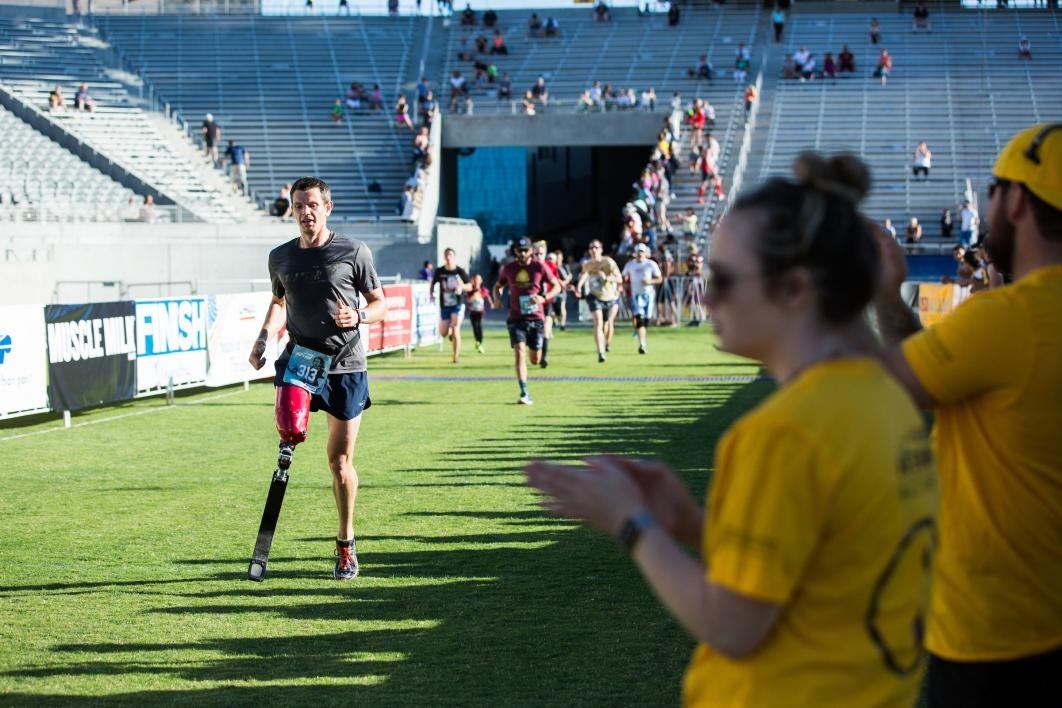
[373,375,770,384]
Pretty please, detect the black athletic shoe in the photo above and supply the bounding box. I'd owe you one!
[598,352,606,363]
[540,358,549,369]
[605,345,611,353]
[638,345,646,355]
[334,539,359,580]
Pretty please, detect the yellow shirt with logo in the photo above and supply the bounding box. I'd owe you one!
[902,265,1062,661]
[581,257,621,301]
[683,358,937,708]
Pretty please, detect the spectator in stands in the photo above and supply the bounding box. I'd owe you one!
[781,53,798,79]
[595,1,610,22]
[530,76,549,107]
[874,49,892,86]
[419,261,434,281]
[743,83,757,121]
[642,87,656,112]
[139,195,158,223]
[74,83,94,112]
[544,17,559,38]
[1018,34,1032,60]
[339,0,350,15]
[394,94,415,130]
[413,126,430,165]
[682,207,698,237]
[331,98,344,124]
[522,90,537,116]
[912,1,931,33]
[911,141,932,181]
[883,217,898,241]
[528,13,542,37]
[48,85,64,111]
[667,2,680,27]
[792,46,810,74]
[497,73,512,101]
[305,0,313,13]
[416,76,429,106]
[686,100,706,153]
[869,17,882,45]
[400,184,417,221]
[224,139,250,196]
[272,183,292,220]
[800,54,817,82]
[839,44,856,74]
[958,199,979,247]
[576,90,595,114]
[370,84,383,111]
[734,54,750,85]
[490,30,508,55]
[448,70,467,112]
[201,113,221,165]
[941,208,954,240]
[772,5,786,42]
[483,9,497,28]
[871,125,1062,708]
[905,217,923,245]
[387,0,398,16]
[693,54,714,82]
[461,3,475,26]
[346,82,363,111]
[823,53,837,81]
[420,90,438,126]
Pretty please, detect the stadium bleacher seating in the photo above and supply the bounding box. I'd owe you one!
[95,13,423,221]
[0,104,136,222]
[748,4,1062,244]
[0,14,258,222]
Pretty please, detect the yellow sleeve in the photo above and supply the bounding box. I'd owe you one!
[708,422,831,604]
[902,290,1024,405]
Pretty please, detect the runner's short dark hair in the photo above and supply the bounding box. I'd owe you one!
[291,176,332,203]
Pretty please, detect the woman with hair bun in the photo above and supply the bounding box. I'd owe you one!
[526,152,938,706]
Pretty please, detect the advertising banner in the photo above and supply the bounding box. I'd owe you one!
[918,283,971,328]
[45,301,137,411]
[366,284,414,354]
[411,282,441,347]
[0,305,49,416]
[205,292,286,387]
[135,297,208,391]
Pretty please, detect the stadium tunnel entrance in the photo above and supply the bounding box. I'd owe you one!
[439,112,663,259]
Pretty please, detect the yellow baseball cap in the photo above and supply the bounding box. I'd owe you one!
[993,123,1062,210]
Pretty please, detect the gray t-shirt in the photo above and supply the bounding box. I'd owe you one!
[268,232,381,373]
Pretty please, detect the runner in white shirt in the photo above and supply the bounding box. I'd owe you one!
[621,243,663,354]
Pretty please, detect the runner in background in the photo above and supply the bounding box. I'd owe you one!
[430,247,471,364]
[575,239,623,362]
[466,273,494,354]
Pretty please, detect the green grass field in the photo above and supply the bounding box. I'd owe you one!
[1,323,772,706]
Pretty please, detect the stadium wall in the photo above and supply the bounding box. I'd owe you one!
[1,222,432,305]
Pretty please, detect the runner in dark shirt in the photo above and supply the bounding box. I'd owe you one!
[430,247,471,363]
[248,176,386,581]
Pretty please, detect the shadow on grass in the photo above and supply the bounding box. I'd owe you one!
[3,379,775,707]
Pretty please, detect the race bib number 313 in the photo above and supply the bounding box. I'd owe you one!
[283,344,332,394]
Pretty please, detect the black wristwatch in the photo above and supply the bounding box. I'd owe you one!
[617,511,656,554]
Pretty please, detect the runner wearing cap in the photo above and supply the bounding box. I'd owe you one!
[493,237,561,405]
[872,123,1062,707]
[621,243,663,354]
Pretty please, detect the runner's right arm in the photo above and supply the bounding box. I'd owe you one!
[249,295,286,370]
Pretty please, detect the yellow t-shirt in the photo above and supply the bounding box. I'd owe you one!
[581,257,620,301]
[683,358,937,708]
[902,265,1062,661]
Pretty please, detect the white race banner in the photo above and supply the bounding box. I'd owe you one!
[135,297,209,391]
[0,305,49,415]
[412,282,442,347]
[205,292,287,387]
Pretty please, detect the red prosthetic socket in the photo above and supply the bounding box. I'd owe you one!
[275,384,311,445]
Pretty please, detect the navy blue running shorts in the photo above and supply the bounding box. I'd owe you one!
[274,360,372,421]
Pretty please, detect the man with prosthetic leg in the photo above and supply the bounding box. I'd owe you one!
[247,176,386,581]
